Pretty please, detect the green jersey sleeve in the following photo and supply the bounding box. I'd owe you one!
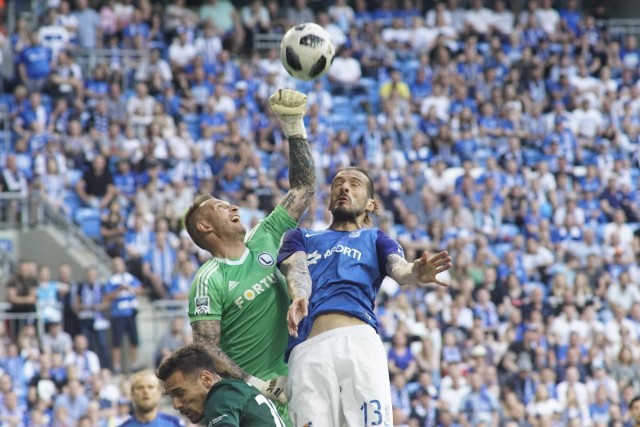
[245,205,297,247]
[188,258,226,323]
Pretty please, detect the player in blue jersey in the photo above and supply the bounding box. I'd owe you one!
[119,370,184,427]
[277,167,452,427]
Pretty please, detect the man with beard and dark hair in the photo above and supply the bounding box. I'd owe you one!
[120,370,183,427]
[277,167,453,426]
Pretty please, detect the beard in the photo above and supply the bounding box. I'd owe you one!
[135,401,158,414]
[330,205,362,223]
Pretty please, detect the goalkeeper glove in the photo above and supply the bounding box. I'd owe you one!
[248,375,288,405]
[268,88,308,139]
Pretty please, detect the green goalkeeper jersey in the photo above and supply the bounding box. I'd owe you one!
[188,205,295,387]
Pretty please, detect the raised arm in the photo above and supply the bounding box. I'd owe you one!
[191,319,249,380]
[386,250,452,287]
[279,251,312,337]
[269,89,316,221]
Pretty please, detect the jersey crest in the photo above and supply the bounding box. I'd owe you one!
[257,252,275,267]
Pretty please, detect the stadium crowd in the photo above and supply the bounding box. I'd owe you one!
[2,0,640,426]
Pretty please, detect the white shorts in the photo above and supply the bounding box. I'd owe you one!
[287,324,392,427]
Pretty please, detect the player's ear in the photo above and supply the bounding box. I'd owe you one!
[365,198,378,215]
[201,370,216,388]
[196,219,212,233]
[363,198,377,225]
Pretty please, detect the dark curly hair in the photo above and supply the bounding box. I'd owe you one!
[156,343,216,382]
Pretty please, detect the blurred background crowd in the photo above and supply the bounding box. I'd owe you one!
[1,0,640,426]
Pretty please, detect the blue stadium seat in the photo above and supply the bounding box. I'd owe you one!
[67,169,84,187]
[329,114,352,131]
[332,104,353,117]
[332,96,350,108]
[183,114,201,140]
[492,242,513,259]
[63,192,81,220]
[497,224,520,242]
[75,208,102,240]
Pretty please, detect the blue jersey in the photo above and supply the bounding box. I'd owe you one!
[104,272,142,318]
[119,413,183,427]
[278,227,404,359]
[19,45,51,79]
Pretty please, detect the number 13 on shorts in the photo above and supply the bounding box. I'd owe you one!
[360,400,392,426]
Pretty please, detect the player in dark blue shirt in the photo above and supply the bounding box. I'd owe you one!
[277,167,452,427]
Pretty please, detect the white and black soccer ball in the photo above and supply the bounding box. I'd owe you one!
[280,22,335,81]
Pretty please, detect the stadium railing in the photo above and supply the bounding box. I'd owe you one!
[608,19,640,37]
[253,33,284,51]
[0,301,62,341]
[74,48,149,92]
[0,104,10,155]
[0,192,112,277]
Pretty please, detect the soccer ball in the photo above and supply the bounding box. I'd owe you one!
[280,23,335,81]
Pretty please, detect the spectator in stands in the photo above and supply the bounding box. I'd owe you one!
[105,257,143,374]
[5,261,37,338]
[284,0,315,27]
[17,31,51,93]
[135,47,172,84]
[126,82,155,131]
[53,378,90,424]
[40,320,72,356]
[76,265,111,369]
[0,391,27,426]
[168,27,197,70]
[64,334,100,383]
[241,0,271,52]
[328,46,364,96]
[100,199,127,258]
[155,316,190,367]
[140,230,176,301]
[36,265,66,325]
[203,0,245,52]
[0,154,30,224]
[119,370,183,426]
[75,154,117,210]
[73,0,101,49]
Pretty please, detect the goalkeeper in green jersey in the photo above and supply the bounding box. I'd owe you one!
[158,343,287,427]
[183,89,315,425]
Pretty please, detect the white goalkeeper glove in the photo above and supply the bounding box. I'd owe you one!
[248,375,288,405]
[268,88,308,139]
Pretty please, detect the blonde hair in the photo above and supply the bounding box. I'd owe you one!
[130,370,160,391]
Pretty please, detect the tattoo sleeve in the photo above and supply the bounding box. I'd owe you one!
[279,251,312,300]
[191,320,249,380]
[386,254,419,286]
[279,136,316,221]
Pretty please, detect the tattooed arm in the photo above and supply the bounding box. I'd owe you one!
[278,136,316,221]
[279,251,312,337]
[386,251,452,287]
[191,320,249,380]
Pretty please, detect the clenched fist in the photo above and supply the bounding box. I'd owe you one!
[269,89,308,139]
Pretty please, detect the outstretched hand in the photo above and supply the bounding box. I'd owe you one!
[412,251,452,287]
[287,297,309,338]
